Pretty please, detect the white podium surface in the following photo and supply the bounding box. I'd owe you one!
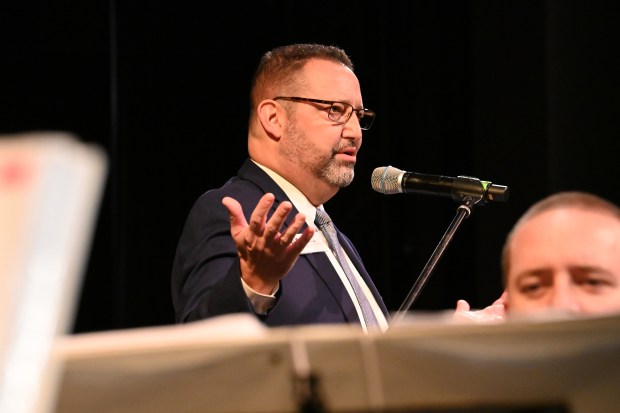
[53,312,620,413]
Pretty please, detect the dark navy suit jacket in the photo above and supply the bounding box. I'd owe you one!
[171,158,389,327]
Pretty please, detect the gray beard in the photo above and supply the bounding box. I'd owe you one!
[314,158,355,188]
[281,119,356,188]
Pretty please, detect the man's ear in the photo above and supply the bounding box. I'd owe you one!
[257,99,284,140]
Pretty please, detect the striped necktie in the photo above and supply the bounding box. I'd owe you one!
[315,209,379,329]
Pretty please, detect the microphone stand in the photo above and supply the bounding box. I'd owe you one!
[391,196,477,326]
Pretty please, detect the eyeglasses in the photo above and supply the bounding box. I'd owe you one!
[273,96,375,130]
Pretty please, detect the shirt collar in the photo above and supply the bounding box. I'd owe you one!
[251,160,320,229]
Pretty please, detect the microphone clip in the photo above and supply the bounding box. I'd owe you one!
[450,175,494,206]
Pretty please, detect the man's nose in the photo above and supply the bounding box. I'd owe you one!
[343,115,363,140]
[549,283,582,313]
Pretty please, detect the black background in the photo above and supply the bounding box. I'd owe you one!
[2,0,619,333]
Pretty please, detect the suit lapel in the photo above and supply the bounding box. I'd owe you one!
[336,228,389,317]
[237,159,298,227]
[237,158,368,322]
[303,252,359,322]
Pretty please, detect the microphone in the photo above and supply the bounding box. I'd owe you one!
[371,166,509,204]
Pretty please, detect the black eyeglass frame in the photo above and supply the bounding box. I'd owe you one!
[273,96,375,130]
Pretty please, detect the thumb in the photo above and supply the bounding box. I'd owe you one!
[222,196,247,231]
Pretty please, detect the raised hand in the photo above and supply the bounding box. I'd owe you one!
[222,193,314,294]
[452,291,507,324]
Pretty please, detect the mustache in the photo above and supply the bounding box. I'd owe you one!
[333,142,358,153]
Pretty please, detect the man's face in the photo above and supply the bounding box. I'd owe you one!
[279,59,364,189]
[506,207,620,316]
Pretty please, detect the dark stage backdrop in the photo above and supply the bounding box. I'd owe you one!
[2,1,619,333]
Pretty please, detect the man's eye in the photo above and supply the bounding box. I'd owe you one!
[517,276,547,297]
[330,103,347,116]
[582,277,614,291]
[520,283,542,294]
[573,267,617,291]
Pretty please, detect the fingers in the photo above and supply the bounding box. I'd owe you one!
[452,298,508,325]
[491,291,508,314]
[285,225,315,254]
[246,194,306,247]
[264,200,293,242]
[222,193,313,288]
[500,290,509,313]
[496,290,508,304]
[247,193,277,236]
[455,299,471,313]
[488,304,506,318]
[223,193,309,249]
[223,193,281,242]
[278,208,307,244]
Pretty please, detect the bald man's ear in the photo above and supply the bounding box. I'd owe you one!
[257,99,284,140]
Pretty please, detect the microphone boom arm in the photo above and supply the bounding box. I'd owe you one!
[391,197,475,326]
